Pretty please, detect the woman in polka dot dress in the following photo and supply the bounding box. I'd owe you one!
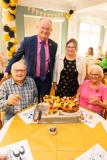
[53,38,86,97]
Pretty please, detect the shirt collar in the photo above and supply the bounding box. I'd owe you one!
[11,78,27,85]
[37,36,48,45]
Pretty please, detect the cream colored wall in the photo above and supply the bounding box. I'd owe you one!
[16,6,68,54]
[24,15,63,54]
[0,8,6,53]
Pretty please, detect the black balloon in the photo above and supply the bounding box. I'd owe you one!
[9,5,16,10]
[69,10,74,15]
[7,46,11,51]
[9,30,15,38]
[3,25,10,32]
[3,0,10,3]
[9,11,16,18]
[8,42,14,47]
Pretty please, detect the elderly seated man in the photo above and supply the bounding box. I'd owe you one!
[0,61,38,122]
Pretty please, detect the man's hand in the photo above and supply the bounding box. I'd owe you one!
[4,72,9,79]
[7,94,21,106]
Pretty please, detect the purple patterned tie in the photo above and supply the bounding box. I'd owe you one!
[40,41,46,80]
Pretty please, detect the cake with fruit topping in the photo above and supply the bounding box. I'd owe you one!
[43,96,79,116]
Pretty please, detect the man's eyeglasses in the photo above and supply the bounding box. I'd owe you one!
[41,27,51,32]
[13,69,26,73]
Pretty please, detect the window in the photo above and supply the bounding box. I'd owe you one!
[78,22,101,57]
[103,28,107,52]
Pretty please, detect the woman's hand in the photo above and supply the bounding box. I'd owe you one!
[3,72,9,79]
[89,97,107,110]
[89,97,100,105]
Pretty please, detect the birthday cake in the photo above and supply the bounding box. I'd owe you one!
[43,96,80,116]
[33,96,81,123]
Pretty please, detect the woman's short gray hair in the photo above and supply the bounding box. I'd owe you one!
[89,65,104,78]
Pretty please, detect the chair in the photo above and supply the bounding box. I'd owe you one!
[0,114,3,129]
[85,64,89,80]
[103,73,107,86]
[0,75,11,85]
[0,112,5,129]
[103,109,107,119]
[0,121,2,129]
[0,76,11,127]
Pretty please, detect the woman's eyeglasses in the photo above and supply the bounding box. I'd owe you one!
[90,74,100,78]
[66,46,76,49]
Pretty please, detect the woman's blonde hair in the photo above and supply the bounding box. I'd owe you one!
[89,65,104,78]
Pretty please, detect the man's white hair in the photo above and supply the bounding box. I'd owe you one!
[39,17,52,25]
[11,60,26,71]
[89,65,104,78]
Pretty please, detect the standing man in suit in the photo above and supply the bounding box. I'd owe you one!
[4,18,58,101]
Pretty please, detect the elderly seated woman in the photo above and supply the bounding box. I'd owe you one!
[77,65,107,116]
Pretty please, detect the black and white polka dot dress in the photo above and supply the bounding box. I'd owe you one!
[56,57,79,97]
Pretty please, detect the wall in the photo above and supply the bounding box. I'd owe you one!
[61,19,68,54]
[0,8,6,53]
[16,6,68,54]
[1,5,107,55]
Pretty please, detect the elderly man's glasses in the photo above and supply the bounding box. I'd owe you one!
[41,27,51,32]
[13,69,26,73]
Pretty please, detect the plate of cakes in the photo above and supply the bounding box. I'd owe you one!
[33,96,81,123]
[43,96,80,117]
[43,97,61,117]
[59,97,80,116]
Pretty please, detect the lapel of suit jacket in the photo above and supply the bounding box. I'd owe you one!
[48,39,53,63]
[31,35,37,69]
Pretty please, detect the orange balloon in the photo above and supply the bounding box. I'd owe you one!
[11,26,16,32]
[1,1,10,9]
[10,38,18,44]
[8,8,16,14]
[10,0,18,5]
[7,51,13,58]
[3,33,10,41]
[4,11,15,21]
[10,46,16,53]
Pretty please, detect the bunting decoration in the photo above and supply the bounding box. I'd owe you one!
[0,1,74,57]
[27,7,74,20]
[0,0,18,58]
